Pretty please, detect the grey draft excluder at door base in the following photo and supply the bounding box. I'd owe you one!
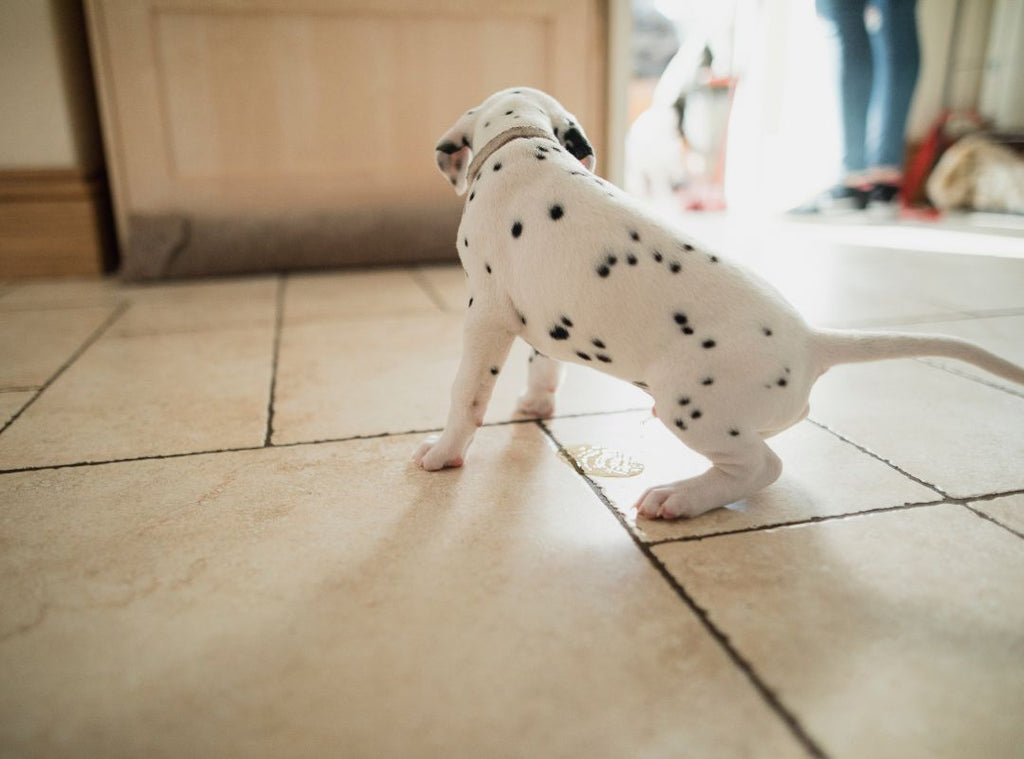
[121,204,462,281]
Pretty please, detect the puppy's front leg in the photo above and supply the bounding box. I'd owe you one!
[414,313,515,470]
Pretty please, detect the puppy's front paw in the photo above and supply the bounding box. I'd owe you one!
[413,436,465,471]
[516,391,556,419]
[634,484,702,520]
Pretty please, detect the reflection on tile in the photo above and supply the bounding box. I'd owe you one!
[0,391,34,427]
[810,360,1024,497]
[112,277,279,336]
[272,314,648,445]
[970,493,1024,536]
[655,506,1024,758]
[672,216,1024,327]
[0,327,274,470]
[283,269,440,324]
[546,412,937,542]
[0,427,805,758]
[0,306,116,389]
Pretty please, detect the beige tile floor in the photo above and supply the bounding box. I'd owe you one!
[1,223,1023,758]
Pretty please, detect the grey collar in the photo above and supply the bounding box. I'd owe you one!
[466,126,557,182]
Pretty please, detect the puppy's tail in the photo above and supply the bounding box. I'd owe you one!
[811,328,1024,385]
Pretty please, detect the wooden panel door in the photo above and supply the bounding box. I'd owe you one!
[86,0,608,247]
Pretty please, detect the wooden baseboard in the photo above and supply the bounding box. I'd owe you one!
[0,169,116,279]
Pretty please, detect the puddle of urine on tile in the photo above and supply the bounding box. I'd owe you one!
[562,444,645,478]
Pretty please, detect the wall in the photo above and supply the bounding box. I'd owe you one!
[0,0,112,277]
[0,0,103,171]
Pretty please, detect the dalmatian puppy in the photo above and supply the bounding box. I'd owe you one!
[414,87,1024,520]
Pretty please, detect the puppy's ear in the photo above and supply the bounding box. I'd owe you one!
[555,116,596,173]
[435,113,476,196]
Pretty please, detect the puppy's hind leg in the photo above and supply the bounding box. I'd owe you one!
[635,433,783,520]
[414,312,515,471]
[516,351,564,418]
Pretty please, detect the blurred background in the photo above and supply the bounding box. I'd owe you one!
[1,0,1022,281]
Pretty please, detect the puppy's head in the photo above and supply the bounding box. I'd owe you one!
[434,87,596,195]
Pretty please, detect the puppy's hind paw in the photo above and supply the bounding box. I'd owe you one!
[413,436,465,471]
[516,392,556,419]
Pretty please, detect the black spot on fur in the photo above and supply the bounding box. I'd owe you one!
[469,191,475,201]
[606,254,618,266]
[778,378,788,387]
[675,419,687,430]
[674,312,688,325]
[729,429,740,437]
[535,153,546,160]
[709,255,719,263]
[549,204,564,220]
[702,339,716,349]
[678,396,691,406]
[505,110,514,115]
[653,250,664,262]
[537,145,548,152]
[682,327,694,335]
[518,312,527,325]
[669,262,682,273]
[468,297,473,307]
[490,367,499,375]
[763,327,773,337]
[597,265,610,278]
[681,242,695,251]
[463,237,468,247]
[634,381,648,389]
[485,264,492,274]
[511,221,523,238]
[629,230,640,242]
[561,316,573,328]
[592,338,606,349]
[596,354,612,363]
[549,326,570,340]
[576,352,592,361]
[691,410,702,419]
[627,254,638,265]
[493,162,502,172]
[702,377,714,386]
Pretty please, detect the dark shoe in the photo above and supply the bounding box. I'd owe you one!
[866,183,901,219]
[789,184,870,214]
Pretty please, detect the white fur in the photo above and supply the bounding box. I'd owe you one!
[415,88,1024,520]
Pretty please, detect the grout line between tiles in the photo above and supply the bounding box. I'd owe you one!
[536,420,828,759]
[409,267,451,312]
[0,407,652,476]
[805,418,948,497]
[644,499,949,546]
[263,275,287,447]
[962,498,1024,541]
[914,358,1024,400]
[0,301,129,438]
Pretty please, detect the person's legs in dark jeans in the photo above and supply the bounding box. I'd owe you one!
[817,0,872,182]
[867,0,921,191]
